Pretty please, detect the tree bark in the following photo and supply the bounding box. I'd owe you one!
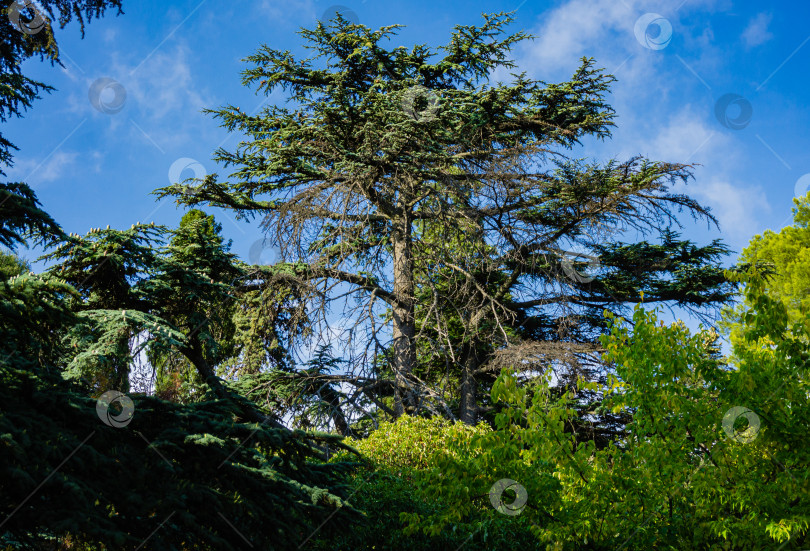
[459,341,479,424]
[391,215,417,417]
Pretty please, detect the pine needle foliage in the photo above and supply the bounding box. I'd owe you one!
[155,12,739,430]
[1,205,362,550]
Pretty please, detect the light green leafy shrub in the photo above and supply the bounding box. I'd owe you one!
[399,273,810,550]
[310,415,539,550]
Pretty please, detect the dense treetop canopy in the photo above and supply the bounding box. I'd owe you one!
[1,6,808,549]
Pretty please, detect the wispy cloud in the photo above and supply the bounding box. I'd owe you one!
[742,13,773,49]
[516,0,637,76]
[8,151,80,185]
[692,178,770,247]
[123,46,212,123]
[640,108,770,248]
[259,0,317,26]
[636,107,725,163]
[65,45,219,153]
[499,0,770,249]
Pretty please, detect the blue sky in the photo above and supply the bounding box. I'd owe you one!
[6,0,810,282]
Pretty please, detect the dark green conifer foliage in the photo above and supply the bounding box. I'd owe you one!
[1,206,361,549]
[0,183,63,249]
[156,13,739,431]
[1,3,362,548]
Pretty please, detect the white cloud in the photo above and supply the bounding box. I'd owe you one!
[497,0,767,248]
[62,45,220,152]
[640,108,768,241]
[259,0,317,26]
[641,107,729,163]
[513,0,638,79]
[497,0,731,88]
[122,46,211,122]
[634,108,768,246]
[103,28,119,44]
[691,178,770,246]
[8,151,79,184]
[61,45,214,138]
[38,151,79,182]
[741,13,773,49]
[509,0,720,77]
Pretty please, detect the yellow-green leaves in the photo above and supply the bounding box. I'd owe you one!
[373,279,810,549]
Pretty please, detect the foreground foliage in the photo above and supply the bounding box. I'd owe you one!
[0,225,362,548]
[311,416,538,550]
[2,2,807,549]
[390,274,809,549]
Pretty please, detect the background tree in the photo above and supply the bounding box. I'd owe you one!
[311,415,540,550]
[145,209,240,401]
[40,215,310,433]
[0,249,30,279]
[722,192,810,351]
[159,13,737,429]
[41,223,167,393]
